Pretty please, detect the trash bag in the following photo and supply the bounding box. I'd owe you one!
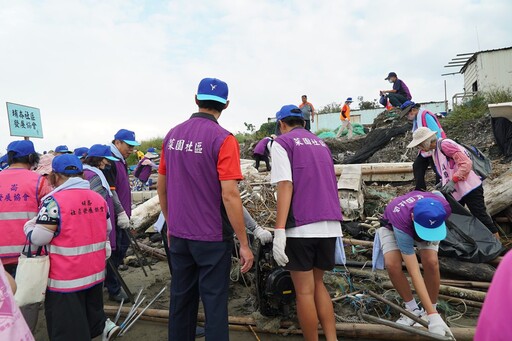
[439,194,504,263]
[491,117,512,157]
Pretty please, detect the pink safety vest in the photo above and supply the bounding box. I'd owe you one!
[0,261,35,341]
[433,139,481,201]
[47,189,108,293]
[0,169,43,262]
[414,109,447,158]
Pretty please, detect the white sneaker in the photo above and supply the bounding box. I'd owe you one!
[396,308,426,326]
[103,318,121,341]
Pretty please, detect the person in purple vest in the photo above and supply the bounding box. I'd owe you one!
[401,100,446,191]
[408,127,500,238]
[157,77,254,341]
[372,191,453,336]
[271,104,343,341]
[380,72,412,108]
[102,129,140,302]
[252,136,273,171]
[83,144,121,255]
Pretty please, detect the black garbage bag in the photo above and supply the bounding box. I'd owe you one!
[439,194,504,263]
[491,117,512,157]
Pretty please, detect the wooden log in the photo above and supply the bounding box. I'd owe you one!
[104,306,474,340]
[437,294,483,308]
[136,243,168,261]
[440,279,490,290]
[130,195,161,231]
[438,257,495,282]
[344,238,375,247]
[483,168,512,216]
[382,281,486,303]
[334,162,414,182]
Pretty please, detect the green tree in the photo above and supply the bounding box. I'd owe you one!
[317,102,341,114]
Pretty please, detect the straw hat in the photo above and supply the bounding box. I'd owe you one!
[407,127,437,148]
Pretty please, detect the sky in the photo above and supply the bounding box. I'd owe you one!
[0,0,511,153]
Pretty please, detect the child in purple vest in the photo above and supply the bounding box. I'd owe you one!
[271,104,342,341]
[373,191,453,336]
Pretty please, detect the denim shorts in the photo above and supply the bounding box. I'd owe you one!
[378,227,439,255]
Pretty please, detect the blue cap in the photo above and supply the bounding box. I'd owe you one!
[196,78,228,104]
[346,97,353,102]
[276,104,304,121]
[7,140,36,158]
[114,129,140,146]
[413,198,447,241]
[87,144,118,161]
[385,72,397,80]
[73,147,89,159]
[147,147,156,153]
[55,145,72,154]
[52,154,83,174]
[400,100,415,110]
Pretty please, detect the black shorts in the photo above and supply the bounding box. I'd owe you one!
[285,237,336,271]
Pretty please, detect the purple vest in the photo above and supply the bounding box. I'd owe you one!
[163,113,235,242]
[134,157,152,182]
[383,191,451,238]
[84,169,117,250]
[275,128,343,227]
[253,137,271,156]
[113,160,131,217]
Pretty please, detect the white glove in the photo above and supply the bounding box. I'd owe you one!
[272,229,288,266]
[24,216,38,235]
[254,226,273,245]
[428,313,453,337]
[117,211,130,229]
[105,241,112,260]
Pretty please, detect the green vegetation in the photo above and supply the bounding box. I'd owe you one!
[126,137,164,166]
[444,88,512,127]
[318,102,341,115]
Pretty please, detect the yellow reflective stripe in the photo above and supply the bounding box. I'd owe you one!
[48,270,105,290]
[48,242,105,256]
[0,212,37,220]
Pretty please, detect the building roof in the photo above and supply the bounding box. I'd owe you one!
[443,46,512,75]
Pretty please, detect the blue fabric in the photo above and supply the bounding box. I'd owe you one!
[424,114,443,138]
[334,236,346,265]
[276,104,303,121]
[372,232,385,270]
[393,227,415,255]
[196,78,228,104]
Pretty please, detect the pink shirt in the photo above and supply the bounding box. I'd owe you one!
[475,251,512,340]
[439,140,473,181]
[0,262,35,341]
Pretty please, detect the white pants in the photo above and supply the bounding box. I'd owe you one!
[337,119,353,139]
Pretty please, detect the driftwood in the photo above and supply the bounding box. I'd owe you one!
[438,257,495,282]
[381,281,486,303]
[130,195,161,231]
[440,279,490,290]
[437,294,483,308]
[104,306,474,340]
[483,168,512,216]
[334,162,414,182]
[137,243,168,261]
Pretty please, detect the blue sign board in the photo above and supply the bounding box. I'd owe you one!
[6,102,43,138]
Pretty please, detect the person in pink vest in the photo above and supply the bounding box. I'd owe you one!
[0,140,51,274]
[23,154,119,341]
[0,261,34,341]
[408,127,499,238]
[475,250,512,340]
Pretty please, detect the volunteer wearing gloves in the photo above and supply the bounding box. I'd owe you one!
[102,129,140,302]
[408,127,499,238]
[373,191,453,337]
[243,206,272,244]
[271,105,343,341]
[24,154,119,341]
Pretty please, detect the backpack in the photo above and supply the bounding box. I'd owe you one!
[440,139,492,179]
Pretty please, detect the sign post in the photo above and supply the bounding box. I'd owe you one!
[6,102,43,139]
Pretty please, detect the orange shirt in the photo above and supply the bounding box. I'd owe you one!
[340,104,351,120]
[158,134,242,181]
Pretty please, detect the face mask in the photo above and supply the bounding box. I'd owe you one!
[104,164,112,171]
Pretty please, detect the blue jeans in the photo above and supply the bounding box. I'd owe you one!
[168,237,233,341]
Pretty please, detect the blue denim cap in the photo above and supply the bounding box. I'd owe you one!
[196,78,228,104]
[73,147,89,159]
[114,129,140,146]
[413,198,447,241]
[7,140,36,158]
[87,144,118,161]
[52,154,83,174]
